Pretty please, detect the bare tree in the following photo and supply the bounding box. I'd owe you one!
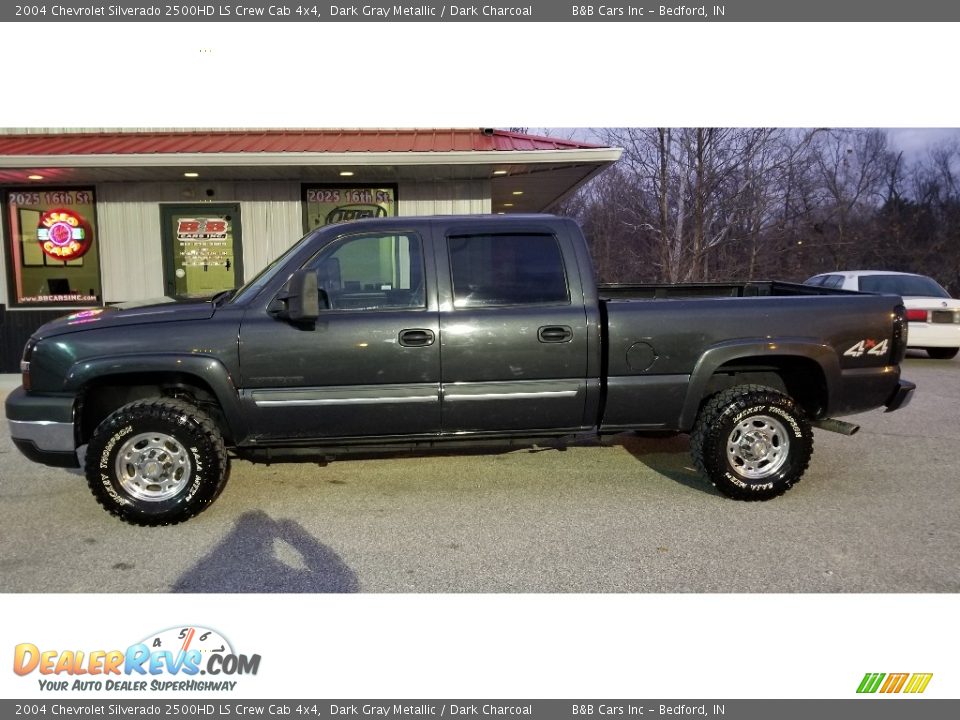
[805,129,894,269]
[597,127,826,282]
[556,128,960,293]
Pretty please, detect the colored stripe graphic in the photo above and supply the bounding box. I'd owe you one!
[904,674,934,694]
[857,673,885,693]
[880,673,909,693]
[857,672,933,694]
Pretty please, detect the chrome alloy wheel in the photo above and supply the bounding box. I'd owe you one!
[726,414,790,479]
[114,432,192,502]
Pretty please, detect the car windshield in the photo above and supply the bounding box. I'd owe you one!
[858,274,950,298]
[230,229,320,304]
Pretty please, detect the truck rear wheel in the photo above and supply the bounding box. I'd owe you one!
[926,347,958,360]
[690,385,813,501]
[84,398,229,526]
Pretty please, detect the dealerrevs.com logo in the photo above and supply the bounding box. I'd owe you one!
[13,626,261,693]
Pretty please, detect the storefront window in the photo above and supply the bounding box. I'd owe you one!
[4,188,102,307]
[303,185,397,230]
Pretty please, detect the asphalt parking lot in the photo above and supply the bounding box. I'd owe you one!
[1,354,958,593]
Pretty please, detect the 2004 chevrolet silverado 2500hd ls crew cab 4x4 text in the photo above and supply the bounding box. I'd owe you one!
[6,215,915,525]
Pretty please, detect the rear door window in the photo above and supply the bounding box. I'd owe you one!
[447,234,569,308]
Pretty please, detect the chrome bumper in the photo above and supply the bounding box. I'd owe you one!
[8,419,76,452]
[6,386,80,468]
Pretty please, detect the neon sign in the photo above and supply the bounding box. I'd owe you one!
[37,208,92,261]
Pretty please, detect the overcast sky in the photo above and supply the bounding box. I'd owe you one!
[886,128,960,157]
[541,127,960,161]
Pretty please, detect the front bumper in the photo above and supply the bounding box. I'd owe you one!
[884,379,916,413]
[5,386,80,468]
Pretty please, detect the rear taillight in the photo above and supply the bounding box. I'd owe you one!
[905,308,928,322]
[891,305,908,364]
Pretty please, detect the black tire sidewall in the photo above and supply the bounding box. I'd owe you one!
[701,391,813,499]
[86,402,225,524]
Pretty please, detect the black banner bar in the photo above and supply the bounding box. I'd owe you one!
[4,1,960,22]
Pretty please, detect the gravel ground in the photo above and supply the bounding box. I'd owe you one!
[1,354,957,593]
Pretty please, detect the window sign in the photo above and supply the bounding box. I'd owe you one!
[176,218,232,269]
[160,205,243,299]
[4,188,102,306]
[38,208,93,261]
[303,185,397,230]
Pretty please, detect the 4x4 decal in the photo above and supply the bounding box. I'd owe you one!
[844,339,889,358]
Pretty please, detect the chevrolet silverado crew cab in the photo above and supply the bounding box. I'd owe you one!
[6,215,915,525]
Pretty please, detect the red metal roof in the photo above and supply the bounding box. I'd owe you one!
[0,129,604,156]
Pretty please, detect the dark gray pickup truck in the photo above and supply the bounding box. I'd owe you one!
[6,215,915,525]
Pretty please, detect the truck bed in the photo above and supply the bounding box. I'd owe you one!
[597,285,905,431]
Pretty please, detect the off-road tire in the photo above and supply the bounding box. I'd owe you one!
[926,347,959,360]
[690,384,813,501]
[84,398,229,526]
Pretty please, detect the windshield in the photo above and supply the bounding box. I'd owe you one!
[858,274,950,298]
[230,230,319,304]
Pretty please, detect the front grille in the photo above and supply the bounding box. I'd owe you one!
[930,310,960,324]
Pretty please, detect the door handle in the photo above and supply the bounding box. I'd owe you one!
[538,325,573,343]
[399,329,435,347]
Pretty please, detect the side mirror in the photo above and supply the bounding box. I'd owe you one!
[271,269,322,323]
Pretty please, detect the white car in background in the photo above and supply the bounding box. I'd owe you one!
[805,271,960,359]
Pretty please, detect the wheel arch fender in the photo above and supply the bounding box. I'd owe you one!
[679,339,841,431]
[65,355,248,443]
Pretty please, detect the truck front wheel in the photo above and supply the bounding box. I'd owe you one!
[84,398,229,526]
[690,385,813,501]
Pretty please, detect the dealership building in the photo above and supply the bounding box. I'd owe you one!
[0,128,620,371]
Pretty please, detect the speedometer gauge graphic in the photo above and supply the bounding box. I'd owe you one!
[139,626,233,658]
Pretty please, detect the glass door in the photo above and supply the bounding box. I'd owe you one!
[161,204,243,298]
